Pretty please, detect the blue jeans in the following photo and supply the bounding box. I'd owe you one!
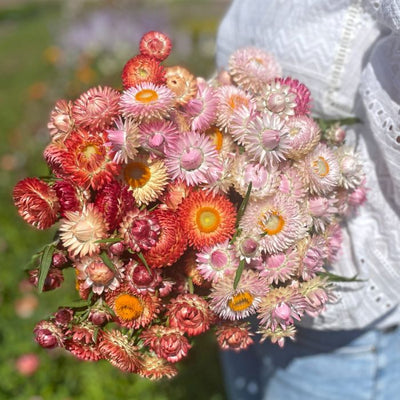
[220,325,400,400]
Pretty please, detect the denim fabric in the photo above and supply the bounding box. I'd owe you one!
[220,325,400,400]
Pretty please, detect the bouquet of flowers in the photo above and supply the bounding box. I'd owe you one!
[13,31,366,379]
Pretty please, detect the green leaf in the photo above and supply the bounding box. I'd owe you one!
[233,258,245,290]
[37,244,56,293]
[60,299,91,309]
[188,277,194,294]
[236,182,252,228]
[318,271,364,282]
[137,252,152,274]
[99,251,117,274]
[95,237,121,244]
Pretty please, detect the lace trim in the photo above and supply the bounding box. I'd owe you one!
[325,0,363,113]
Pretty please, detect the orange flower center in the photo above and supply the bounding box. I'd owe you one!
[228,291,254,312]
[259,212,285,235]
[228,94,248,111]
[207,126,224,152]
[135,89,158,103]
[312,156,330,177]
[124,161,151,188]
[114,293,143,321]
[196,207,221,233]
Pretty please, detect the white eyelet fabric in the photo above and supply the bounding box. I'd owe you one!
[216,0,400,330]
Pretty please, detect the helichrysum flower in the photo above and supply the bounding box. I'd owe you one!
[215,321,254,351]
[106,284,160,329]
[195,240,239,283]
[121,54,166,88]
[260,80,297,117]
[216,86,255,132]
[178,190,236,250]
[240,194,307,254]
[297,143,340,195]
[60,129,120,190]
[284,115,320,159]
[72,86,120,131]
[243,111,291,166]
[184,78,218,132]
[75,254,124,295]
[120,82,175,121]
[47,99,74,141]
[59,204,107,258]
[257,286,307,331]
[275,77,312,116]
[98,329,143,373]
[139,119,179,157]
[141,208,188,269]
[141,325,191,363]
[138,353,178,380]
[255,247,300,284]
[336,146,365,190]
[139,31,172,61]
[106,116,141,164]
[165,293,212,336]
[119,208,160,252]
[232,154,280,199]
[229,47,282,93]
[165,131,222,187]
[165,66,197,106]
[13,177,60,230]
[123,154,169,206]
[209,269,268,321]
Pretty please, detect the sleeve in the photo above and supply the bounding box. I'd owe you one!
[358,15,400,209]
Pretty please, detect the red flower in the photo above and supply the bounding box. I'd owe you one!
[215,322,254,351]
[94,180,135,232]
[13,178,59,230]
[121,54,166,88]
[139,31,172,61]
[98,329,143,373]
[33,320,64,349]
[141,209,188,269]
[141,325,191,363]
[165,293,211,336]
[60,129,120,190]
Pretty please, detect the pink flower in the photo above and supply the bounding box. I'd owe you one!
[275,77,311,116]
[72,86,120,131]
[229,47,282,93]
[165,131,222,186]
[119,208,160,252]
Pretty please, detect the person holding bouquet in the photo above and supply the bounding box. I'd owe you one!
[216,1,400,399]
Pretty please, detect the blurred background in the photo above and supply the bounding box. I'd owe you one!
[0,0,231,399]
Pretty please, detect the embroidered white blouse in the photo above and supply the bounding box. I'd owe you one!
[216,0,400,330]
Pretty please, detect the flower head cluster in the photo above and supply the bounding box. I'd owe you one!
[14,32,365,379]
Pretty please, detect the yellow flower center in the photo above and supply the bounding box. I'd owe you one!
[83,144,99,158]
[114,293,143,321]
[124,161,151,188]
[312,156,330,177]
[135,89,158,103]
[259,212,285,235]
[196,207,221,233]
[228,291,254,312]
[289,127,300,137]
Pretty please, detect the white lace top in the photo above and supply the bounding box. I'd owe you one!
[216,0,400,330]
